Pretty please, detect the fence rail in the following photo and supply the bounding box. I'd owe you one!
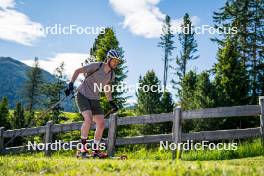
[182,105,261,119]
[0,97,263,159]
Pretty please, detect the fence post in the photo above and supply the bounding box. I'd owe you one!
[0,127,5,154]
[107,113,117,157]
[44,120,53,157]
[172,107,182,160]
[259,96,264,147]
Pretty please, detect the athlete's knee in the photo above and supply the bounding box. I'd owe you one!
[82,111,92,124]
[96,119,105,129]
[84,116,92,124]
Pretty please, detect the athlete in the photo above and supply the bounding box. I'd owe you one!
[65,49,120,158]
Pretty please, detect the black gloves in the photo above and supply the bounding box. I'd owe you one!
[65,82,74,96]
[109,101,118,112]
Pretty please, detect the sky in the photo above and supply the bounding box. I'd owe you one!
[0,0,226,104]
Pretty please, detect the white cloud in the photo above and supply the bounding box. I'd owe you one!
[22,53,90,84]
[109,0,199,38]
[0,0,45,46]
[109,0,164,38]
[0,0,15,8]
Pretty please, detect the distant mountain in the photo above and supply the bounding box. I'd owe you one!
[0,57,74,112]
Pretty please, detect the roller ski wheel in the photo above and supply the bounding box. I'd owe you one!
[109,155,128,160]
[76,150,89,159]
[91,150,108,159]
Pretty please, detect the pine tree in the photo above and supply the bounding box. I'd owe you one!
[179,70,197,132]
[171,13,198,99]
[192,72,218,131]
[213,38,249,107]
[12,102,25,129]
[0,97,10,129]
[179,71,218,132]
[136,70,162,135]
[194,72,215,109]
[247,0,264,103]
[213,0,264,104]
[42,62,67,124]
[180,70,198,110]
[158,15,175,89]
[160,91,174,133]
[10,102,28,146]
[136,70,162,114]
[161,91,174,113]
[213,0,251,64]
[257,60,264,95]
[213,38,251,129]
[89,27,128,111]
[22,57,43,112]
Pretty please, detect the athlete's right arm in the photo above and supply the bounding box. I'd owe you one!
[70,63,99,83]
[70,67,86,83]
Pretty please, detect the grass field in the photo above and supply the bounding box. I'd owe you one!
[114,139,264,161]
[2,111,263,175]
[1,138,263,175]
[0,155,263,176]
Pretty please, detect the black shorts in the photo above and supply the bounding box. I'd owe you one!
[75,92,104,115]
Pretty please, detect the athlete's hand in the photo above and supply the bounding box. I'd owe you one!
[109,101,118,112]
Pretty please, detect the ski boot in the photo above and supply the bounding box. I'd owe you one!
[91,149,108,159]
[91,143,108,159]
[76,140,90,159]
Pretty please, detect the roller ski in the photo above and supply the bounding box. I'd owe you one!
[76,150,108,159]
[108,155,128,160]
[76,142,107,159]
[76,146,127,160]
[91,150,108,159]
[92,148,127,160]
[76,147,90,159]
[76,151,127,160]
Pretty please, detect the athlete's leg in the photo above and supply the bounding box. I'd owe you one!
[93,115,105,143]
[80,110,93,151]
[92,114,108,158]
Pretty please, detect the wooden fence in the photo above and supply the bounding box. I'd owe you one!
[0,97,263,159]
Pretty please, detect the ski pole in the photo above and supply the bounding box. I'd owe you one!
[3,95,72,148]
